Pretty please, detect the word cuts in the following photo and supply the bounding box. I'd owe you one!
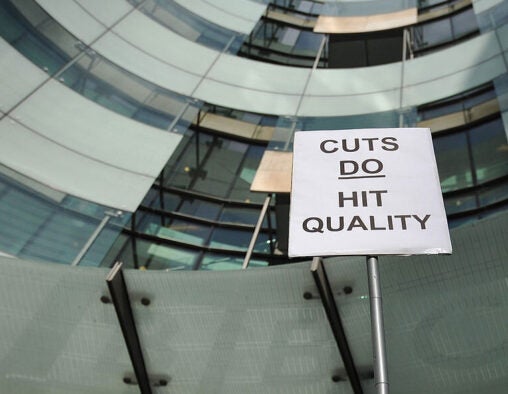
[288,128,452,257]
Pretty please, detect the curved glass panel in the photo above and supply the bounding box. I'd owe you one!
[0,167,129,266]
[322,0,416,16]
[242,5,478,67]
[129,0,245,53]
[433,117,508,193]
[0,0,77,75]
[412,7,478,54]
[163,130,267,203]
[0,0,201,134]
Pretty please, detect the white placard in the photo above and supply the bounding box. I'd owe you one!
[288,128,452,257]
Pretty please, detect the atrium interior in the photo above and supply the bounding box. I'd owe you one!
[0,0,507,393]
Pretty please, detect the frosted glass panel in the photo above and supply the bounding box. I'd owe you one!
[11,80,181,177]
[124,261,352,394]
[0,258,132,393]
[35,0,106,44]
[0,37,48,112]
[93,32,201,96]
[403,32,506,107]
[0,116,175,212]
[74,0,131,26]
[173,0,266,34]
[113,11,218,76]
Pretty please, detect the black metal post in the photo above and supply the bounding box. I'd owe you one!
[311,257,364,394]
[106,262,152,394]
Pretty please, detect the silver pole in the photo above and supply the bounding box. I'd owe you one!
[366,256,389,394]
[242,195,272,269]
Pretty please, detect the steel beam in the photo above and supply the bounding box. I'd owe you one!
[106,262,152,394]
[311,257,363,394]
[242,194,272,269]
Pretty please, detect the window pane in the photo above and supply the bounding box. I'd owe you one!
[220,206,262,225]
[193,139,248,198]
[414,18,452,49]
[294,31,322,53]
[209,228,252,251]
[228,145,265,203]
[452,8,478,38]
[165,132,213,190]
[178,197,221,220]
[469,118,508,184]
[433,132,473,192]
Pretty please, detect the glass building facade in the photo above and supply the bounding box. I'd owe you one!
[0,0,508,393]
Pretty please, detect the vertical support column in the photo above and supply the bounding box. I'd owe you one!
[106,262,152,394]
[366,256,389,394]
[242,194,272,269]
[399,28,408,128]
[311,257,363,393]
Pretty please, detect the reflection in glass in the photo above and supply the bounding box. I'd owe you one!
[137,213,211,246]
[115,237,198,270]
[200,253,268,270]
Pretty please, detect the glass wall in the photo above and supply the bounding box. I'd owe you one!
[0,0,201,133]
[240,2,479,67]
[128,0,245,53]
[102,129,279,270]
[0,167,129,266]
[412,6,478,54]
[423,86,508,225]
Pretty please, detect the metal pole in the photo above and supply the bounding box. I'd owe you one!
[366,256,389,394]
[106,262,152,394]
[311,258,364,394]
[242,194,271,269]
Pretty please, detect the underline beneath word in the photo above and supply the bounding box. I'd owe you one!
[338,175,386,180]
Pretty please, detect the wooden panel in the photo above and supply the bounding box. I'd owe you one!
[251,150,292,193]
[314,8,417,34]
[418,112,466,133]
[468,99,500,122]
[198,113,274,142]
[199,113,257,139]
[417,99,500,133]
[266,10,316,28]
